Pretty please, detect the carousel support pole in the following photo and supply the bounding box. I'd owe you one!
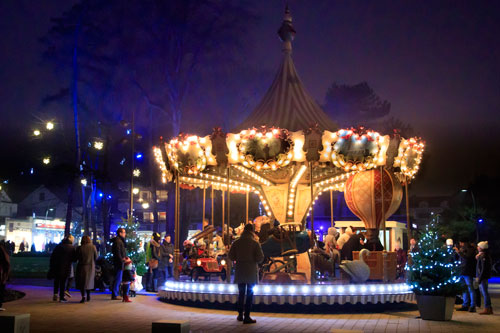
[309,161,316,284]
[173,172,180,281]
[226,167,232,283]
[211,187,214,226]
[202,182,206,221]
[380,167,387,282]
[221,189,225,243]
[405,177,412,250]
[330,188,334,228]
[245,191,249,224]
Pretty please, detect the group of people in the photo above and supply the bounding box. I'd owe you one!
[48,235,98,303]
[0,241,11,311]
[143,232,174,292]
[454,239,493,315]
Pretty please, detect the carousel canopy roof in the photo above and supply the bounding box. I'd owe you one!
[233,7,338,132]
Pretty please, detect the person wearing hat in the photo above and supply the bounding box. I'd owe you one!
[145,232,161,292]
[476,241,493,315]
[228,223,264,324]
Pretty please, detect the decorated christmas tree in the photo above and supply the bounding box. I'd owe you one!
[106,216,147,276]
[406,217,462,296]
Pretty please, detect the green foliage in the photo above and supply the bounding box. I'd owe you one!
[406,218,462,296]
[106,216,147,276]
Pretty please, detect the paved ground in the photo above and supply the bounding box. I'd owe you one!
[3,284,500,332]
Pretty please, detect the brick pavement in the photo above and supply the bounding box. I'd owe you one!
[3,285,500,333]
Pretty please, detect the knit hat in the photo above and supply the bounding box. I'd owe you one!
[446,239,453,246]
[478,241,488,250]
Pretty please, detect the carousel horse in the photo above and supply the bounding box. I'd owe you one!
[340,248,371,283]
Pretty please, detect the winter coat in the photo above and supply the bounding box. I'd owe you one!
[49,240,76,279]
[458,243,477,277]
[341,234,364,261]
[337,228,353,249]
[76,243,97,290]
[111,236,127,270]
[228,230,264,284]
[0,244,10,284]
[476,251,492,283]
[324,227,339,251]
[160,241,174,269]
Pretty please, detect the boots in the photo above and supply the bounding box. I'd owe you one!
[153,279,158,292]
[86,290,91,302]
[122,284,132,303]
[479,307,493,315]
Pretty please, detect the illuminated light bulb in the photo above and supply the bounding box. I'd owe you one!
[80,178,88,186]
[46,122,54,130]
[378,286,385,292]
[42,157,51,165]
[314,286,321,294]
[192,284,198,291]
[142,202,150,209]
[208,284,214,291]
[326,286,333,293]
[276,286,283,293]
[289,286,296,294]
[370,286,376,293]
[349,286,356,293]
[301,286,310,293]
[252,286,259,293]
[264,286,271,293]
[360,286,367,293]
[337,286,345,293]
[33,129,41,136]
[228,285,235,292]
[218,285,225,292]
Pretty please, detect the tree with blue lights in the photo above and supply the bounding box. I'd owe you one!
[106,216,147,276]
[406,217,462,296]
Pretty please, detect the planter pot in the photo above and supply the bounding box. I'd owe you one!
[416,295,455,321]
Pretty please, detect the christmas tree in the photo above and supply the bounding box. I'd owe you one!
[406,217,462,296]
[106,216,147,276]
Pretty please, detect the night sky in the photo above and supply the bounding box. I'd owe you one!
[1,0,499,197]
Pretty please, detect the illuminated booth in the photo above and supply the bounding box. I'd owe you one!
[155,7,424,306]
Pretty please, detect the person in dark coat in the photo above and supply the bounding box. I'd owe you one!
[76,235,97,303]
[49,235,76,302]
[455,239,477,312]
[476,241,493,315]
[145,232,161,292]
[111,228,127,300]
[0,242,11,311]
[160,235,174,281]
[341,233,365,261]
[228,223,264,324]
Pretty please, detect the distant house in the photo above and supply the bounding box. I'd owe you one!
[18,185,82,221]
[0,189,17,218]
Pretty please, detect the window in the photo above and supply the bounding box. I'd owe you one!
[39,192,45,201]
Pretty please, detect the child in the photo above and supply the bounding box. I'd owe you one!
[121,257,135,303]
[476,241,493,315]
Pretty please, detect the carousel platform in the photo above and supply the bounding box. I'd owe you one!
[159,280,415,306]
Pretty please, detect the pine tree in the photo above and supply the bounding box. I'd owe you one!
[106,216,147,276]
[406,216,462,296]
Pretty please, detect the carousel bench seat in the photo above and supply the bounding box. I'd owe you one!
[352,251,397,281]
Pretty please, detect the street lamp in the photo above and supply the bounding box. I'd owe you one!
[42,157,51,165]
[142,202,150,209]
[33,129,41,136]
[46,122,54,130]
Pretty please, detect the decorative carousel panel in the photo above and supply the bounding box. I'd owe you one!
[329,128,389,172]
[233,127,294,171]
[261,184,289,224]
[393,137,425,182]
[165,135,208,175]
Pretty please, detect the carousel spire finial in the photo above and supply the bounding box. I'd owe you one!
[278,4,296,54]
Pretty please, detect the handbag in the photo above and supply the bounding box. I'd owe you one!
[148,258,159,270]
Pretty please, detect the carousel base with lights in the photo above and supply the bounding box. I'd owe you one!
[159,280,414,307]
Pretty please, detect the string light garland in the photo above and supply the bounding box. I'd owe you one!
[393,137,425,182]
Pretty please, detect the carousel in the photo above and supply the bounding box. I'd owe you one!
[155,7,424,307]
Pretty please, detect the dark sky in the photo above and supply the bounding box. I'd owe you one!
[1,0,499,197]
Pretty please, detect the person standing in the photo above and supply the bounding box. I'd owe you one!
[111,228,127,300]
[455,239,477,312]
[476,241,493,315]
[0,242,11,311]
[160,234,174,281]
[145,232,161,292]
[49,235,76,302]
[228,223,264,324]
[76,236,97,303]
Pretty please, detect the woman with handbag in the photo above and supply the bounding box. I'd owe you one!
[145,232,161,292]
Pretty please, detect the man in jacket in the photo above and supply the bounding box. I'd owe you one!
[160,234,174,281]
[228,223,264,324]
[111,228,127,300]
[49,235,76,302]
[455,239,477,312]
